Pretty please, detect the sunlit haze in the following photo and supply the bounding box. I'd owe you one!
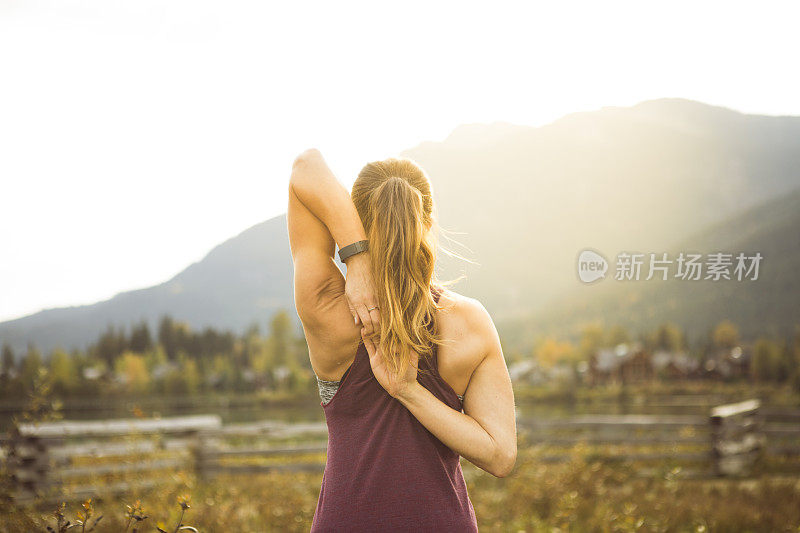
[1,0,798,321]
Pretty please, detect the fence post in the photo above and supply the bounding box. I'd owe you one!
[710,399,763,477]
[192,428,219,481]
[6,430,51,503]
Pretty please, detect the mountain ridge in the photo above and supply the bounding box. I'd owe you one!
[3,98,800,355]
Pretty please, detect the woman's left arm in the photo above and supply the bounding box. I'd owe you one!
[288,148,380,335]
[361,305,517,478]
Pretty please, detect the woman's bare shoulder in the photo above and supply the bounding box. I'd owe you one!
[438,288,495,330]
[436,288,498,367]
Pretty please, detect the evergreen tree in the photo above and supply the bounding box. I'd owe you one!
[158,315,175,359]
[1,343,14,377]
[94,324,127,366]
[20,343,43,390]
[129,320,154,353]
[650,322,685,352]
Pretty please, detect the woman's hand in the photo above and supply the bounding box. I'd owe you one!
[361,331,420,399]
[345,252,381,335]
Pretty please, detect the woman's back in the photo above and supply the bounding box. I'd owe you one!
[311,284,478,532]
[288,149,516,531]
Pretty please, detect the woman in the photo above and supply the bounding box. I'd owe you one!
[287,148,517,532]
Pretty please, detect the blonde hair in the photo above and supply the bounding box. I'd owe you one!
[352,157,455,377]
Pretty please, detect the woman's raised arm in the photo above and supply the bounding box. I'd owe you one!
[288,149,380,336]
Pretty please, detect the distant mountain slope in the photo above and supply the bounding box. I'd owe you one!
[2,99,800,355]
[506,189,800,348]
[404,98,800,320]
[0,216,296,355]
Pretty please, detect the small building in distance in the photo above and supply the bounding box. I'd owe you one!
[703,346,749,379]
[651,350,701,380]
[508,359,578,385]
[507,359,542,385]
[589,343,653,385]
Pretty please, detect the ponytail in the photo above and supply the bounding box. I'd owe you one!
[351,158,445,377]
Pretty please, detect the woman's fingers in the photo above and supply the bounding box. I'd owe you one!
[361,329,375,356]
[349,303,360,325]
[355,303,376,335]
[361,330,381,370]
[368,307,381,330]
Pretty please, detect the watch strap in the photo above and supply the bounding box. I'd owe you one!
[338,240,369,263]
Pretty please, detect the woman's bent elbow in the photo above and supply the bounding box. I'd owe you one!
[292,148,321,170]
[489,444,517,478]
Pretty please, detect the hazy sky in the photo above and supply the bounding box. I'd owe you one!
[1,0,798,322]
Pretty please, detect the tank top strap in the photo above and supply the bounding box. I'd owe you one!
[426,284,442,337]
[431,283,442,304]
[421,284,441,367]
[422,283,463,405]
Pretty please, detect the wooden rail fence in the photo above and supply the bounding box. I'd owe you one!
[3,399,799,505]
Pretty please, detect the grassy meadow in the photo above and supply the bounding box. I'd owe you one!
[3,445,800,532]
[2,382,800,532]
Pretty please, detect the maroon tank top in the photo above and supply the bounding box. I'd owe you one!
[311,284,478,532]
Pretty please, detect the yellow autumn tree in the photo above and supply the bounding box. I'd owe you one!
[713,320,740,349]
[534,337,577,369]
[114,351,150,394]
[578,323,604,361]
[49,348,77,393]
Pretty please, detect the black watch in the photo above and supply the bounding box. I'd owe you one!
[338,240,369,264]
